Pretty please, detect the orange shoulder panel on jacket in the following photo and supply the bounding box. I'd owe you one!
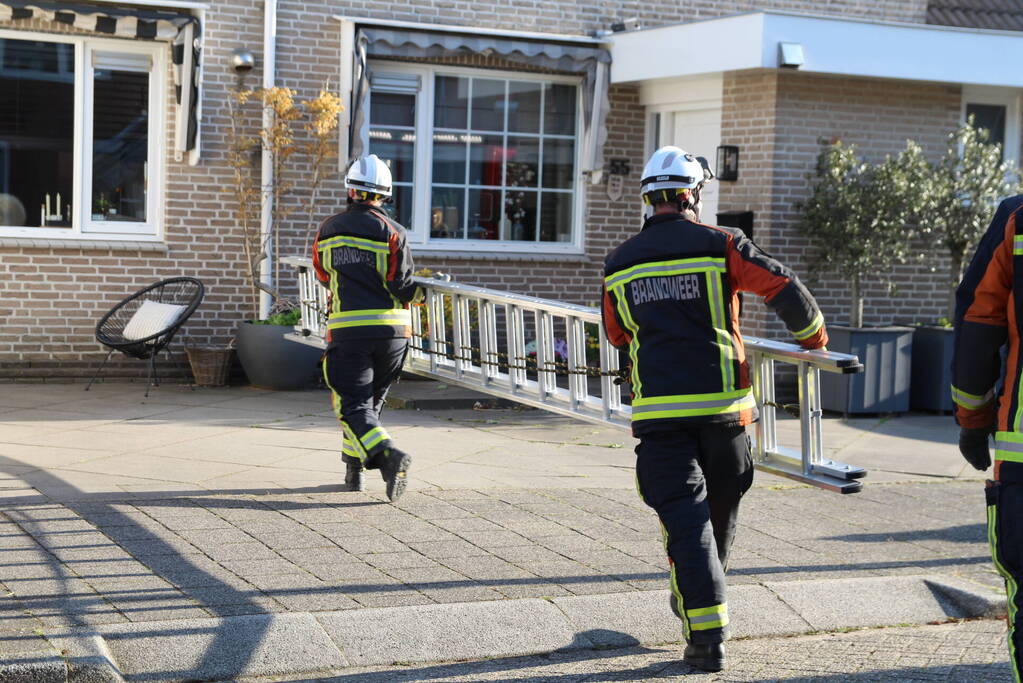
[602,286,631,348]
[963,213,1015,326]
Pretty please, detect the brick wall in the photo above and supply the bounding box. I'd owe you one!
[0,0,937,380]
[717,70,963,340]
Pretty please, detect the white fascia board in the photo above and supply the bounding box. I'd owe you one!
[610,13,764,84]
[762,13,1023,88]
[612,11,1023,88]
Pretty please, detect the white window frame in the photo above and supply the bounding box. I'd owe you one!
[367,60,586,255]
[0,28,165,241]
[961,84,1022,167]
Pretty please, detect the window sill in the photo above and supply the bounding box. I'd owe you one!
[0,236,168,252]
[411,248,590,262]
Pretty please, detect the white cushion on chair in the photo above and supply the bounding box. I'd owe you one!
[122,300,187,341]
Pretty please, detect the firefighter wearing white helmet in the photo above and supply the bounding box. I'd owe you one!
[345,153,393,200]
[311,154,418,501]
[601,146,827,672]
[640,145,714,219]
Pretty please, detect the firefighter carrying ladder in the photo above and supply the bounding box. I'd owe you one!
[282,256,867,494]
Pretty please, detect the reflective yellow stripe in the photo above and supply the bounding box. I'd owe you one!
[604,257,726,290]
[705,270,733,391]
[612,284,643,398]
[327,309,411,329]
[323,359,368,463]
[793,312,824,341]
[687,603,729,631]
[632,389,755,420]
[988,496,1021,681]
[997,432,1023,463]
[1014,235,1023,256]
[318,234,389,253]
[361,426,389,451]
[951,385,994,410]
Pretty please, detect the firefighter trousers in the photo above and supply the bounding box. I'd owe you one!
[322,338,408,470]
[987,479,1023,682]
[635,424,754,645]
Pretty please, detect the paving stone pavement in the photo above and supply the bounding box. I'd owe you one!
[260,620,1013,682]
[0,381,1004,678]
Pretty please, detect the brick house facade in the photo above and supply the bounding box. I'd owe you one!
[0,0,1016,380]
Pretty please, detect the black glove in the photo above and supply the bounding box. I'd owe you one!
[959,427,993,471]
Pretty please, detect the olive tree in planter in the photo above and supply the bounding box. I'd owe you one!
[228,87,344,390]
[910,118,1021,411]
[799,139,928,413]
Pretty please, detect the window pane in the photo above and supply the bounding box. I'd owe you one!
[507,81,541,133]
[431,187,464,238]
[369,128,415,183]
[468,134,505,186]
[92,68,149,222]
[505,136,539,187]
[383,184,413,227]
[503,190,537,241]
[0,39,75,227]
[544,83,576,135]
[470,78,504,132]
[467,188,501,240]
[542,138,575,189]
[539,192,572,242]
[432,133,467,184]
[967,103,1007,152]
[370,92,415,127]
[434,75,468,129]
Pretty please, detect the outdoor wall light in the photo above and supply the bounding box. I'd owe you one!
[779,42,804,69]
[716,145,739,182]
[231,48,256,74]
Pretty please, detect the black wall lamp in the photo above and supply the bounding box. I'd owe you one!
[716,145,739,181]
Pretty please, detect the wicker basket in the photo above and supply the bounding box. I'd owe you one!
[184,345,233,387]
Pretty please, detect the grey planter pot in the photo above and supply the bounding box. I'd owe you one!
[820,325,913,414]
[910,325,954,412]
[235,321,322,390]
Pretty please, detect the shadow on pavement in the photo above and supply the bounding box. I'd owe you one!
[825,523,985,544]
[0,453,273,681]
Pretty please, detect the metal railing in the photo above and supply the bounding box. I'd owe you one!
[282,256,866,494]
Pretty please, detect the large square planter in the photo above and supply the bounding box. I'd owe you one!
[820,325,914,414]
[910,325,954,412]
[235,321,322,390]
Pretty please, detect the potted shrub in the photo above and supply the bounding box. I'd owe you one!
[910,119,1021,411]
[799,139,927,413]
[227,86,343,390]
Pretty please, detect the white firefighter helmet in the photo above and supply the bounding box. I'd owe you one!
[639,146,712,207]
[345,154,392,199]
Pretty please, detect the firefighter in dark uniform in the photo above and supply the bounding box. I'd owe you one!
[601,146,828,672]
[312,154,418,502]
[952,194,1023,683]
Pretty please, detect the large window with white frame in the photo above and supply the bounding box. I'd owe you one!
[0,30,164,239]
[367,62,583,252]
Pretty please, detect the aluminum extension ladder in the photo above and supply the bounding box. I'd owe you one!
[282,256,867,494]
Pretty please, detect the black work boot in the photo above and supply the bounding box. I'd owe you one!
[342,455,365,492]
[683,642,725,672]
[380,447,411,502]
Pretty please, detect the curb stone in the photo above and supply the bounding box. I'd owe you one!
[5,574,1007,683]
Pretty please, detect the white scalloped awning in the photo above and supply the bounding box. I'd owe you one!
[347,24,611,183]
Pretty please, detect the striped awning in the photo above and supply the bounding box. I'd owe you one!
[0,1,202,160]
